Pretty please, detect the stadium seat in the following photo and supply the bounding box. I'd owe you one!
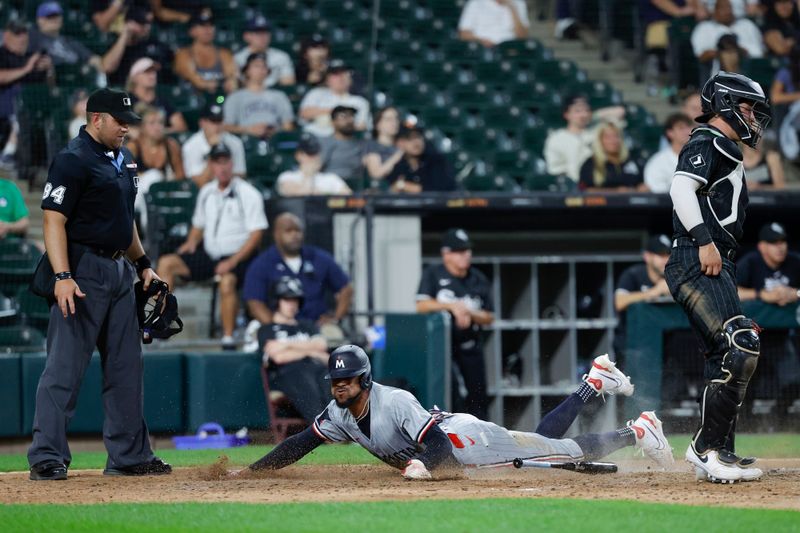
[462,169,519,193]
[743,57,781,93]
[441,40,495,63]
[0,325,45,350]
[14,286,50,330]
[667,16,700,90]
[259,366,307,442]
[415,61,459,90]
[496,39,547,62]
[0,239,40,284]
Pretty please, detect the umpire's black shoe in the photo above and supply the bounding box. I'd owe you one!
[103,457,172,476]
[29,460,68,481]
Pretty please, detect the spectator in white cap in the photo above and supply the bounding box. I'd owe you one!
[126,57,187,133]
[29,1,128,76]
[299,59,370,137]
[233,14,295,87]
[223,52,294,139]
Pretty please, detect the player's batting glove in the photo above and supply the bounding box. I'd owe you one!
[402,459,432,480]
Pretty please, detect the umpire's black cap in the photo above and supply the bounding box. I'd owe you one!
[442,228,472,252]
[759,222,787,243]
[645,234,672,255]
[86,88,141,124]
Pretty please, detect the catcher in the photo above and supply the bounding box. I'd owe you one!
[235,345,674,479]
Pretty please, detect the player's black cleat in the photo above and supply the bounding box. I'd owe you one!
[29,460,68,481]
[103,457,172,476]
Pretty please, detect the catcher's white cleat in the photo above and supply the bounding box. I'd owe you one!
[688,447,762,483]
[630,411,674,469]
[583,354,634,397]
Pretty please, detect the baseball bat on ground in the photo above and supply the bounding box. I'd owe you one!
[512,458,618,474]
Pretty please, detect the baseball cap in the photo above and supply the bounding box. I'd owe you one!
[200,103,224,122]
[645,234,672,255]
[86,88,141,124]
[246,14,271,32]
[758,222,787,243]
[128,57,159,79]
[5,19,30,34]
[207,143,232,160]
[297,133,321,155]
[326,59,351,74]
[441,228,472,252]
[331,105,357,119]
[189,7,214,27]
[36,1,62,18]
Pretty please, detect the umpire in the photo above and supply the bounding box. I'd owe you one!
[665,72,771,484]
[416,229,494,419]
[28,88,171,480]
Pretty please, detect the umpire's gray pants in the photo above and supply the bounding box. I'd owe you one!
[28,252,154,470]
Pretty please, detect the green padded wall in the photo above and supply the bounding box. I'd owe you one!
[21,353,104,434]
[0,354,21,436]
[378,312,451,410]
[624,301,800,418]
[143,353,184,433]
[184,352,269,432]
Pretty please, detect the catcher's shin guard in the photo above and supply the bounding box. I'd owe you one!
[693,316,760,452]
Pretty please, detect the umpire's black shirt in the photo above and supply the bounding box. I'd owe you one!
[41,126,138,250]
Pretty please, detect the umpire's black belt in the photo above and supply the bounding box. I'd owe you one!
[672,237,737,261]
[70,242,126,260]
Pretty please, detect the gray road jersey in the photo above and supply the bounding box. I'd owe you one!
[437,413,583,466]
[312,383,436,469]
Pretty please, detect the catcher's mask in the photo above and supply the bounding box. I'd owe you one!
[135,279,183,344]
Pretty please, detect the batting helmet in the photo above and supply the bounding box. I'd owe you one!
[135,279,183,344]
[325,344,372,390]
[697,71,771,148]
[268,276,305,310]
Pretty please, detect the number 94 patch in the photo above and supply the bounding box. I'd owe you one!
[42,183,66,205]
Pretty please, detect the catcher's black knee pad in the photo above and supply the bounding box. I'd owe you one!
[695,316,760,451]
[716,315,760,395]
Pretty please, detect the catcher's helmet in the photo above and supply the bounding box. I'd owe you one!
[325,344,372,390]
[135,280,183,344]
[697,71,771,148]
[268,276,305,311]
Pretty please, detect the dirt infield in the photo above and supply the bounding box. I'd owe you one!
[1,459,799,510]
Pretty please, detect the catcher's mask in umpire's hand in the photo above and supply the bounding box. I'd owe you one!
[135,279,183,344]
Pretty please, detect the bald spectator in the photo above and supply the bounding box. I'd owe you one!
[299,59,370,137]
[233,14,295,87]
[458,0,529,47]
[243,212,353,326]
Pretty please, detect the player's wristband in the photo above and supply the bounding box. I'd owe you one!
[133,254,152,275]
[55,271,72,281]
[689,223,713,246]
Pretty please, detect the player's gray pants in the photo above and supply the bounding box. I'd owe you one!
[438,413,583,466]
[28,253,154,470]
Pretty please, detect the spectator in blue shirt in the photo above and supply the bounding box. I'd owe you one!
[243,211,353,325]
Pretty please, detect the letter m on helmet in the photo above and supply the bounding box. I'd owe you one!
[335,358,345,369]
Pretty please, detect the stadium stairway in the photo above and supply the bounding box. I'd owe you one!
[527,18,675,122]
